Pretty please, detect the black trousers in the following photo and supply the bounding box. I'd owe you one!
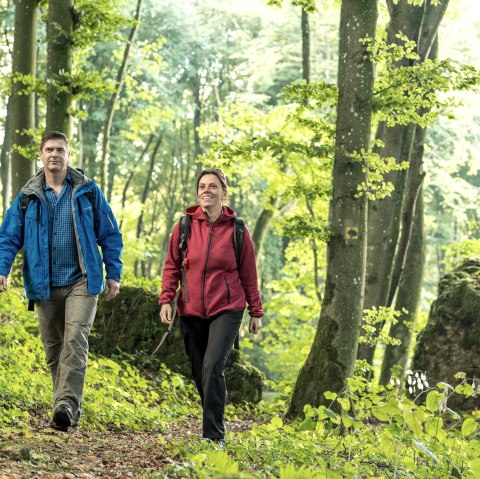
[180,309,243,439]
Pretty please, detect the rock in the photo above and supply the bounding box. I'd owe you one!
[411,260,480,411]
[89,286,264,403]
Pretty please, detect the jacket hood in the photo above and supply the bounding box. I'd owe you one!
[21,166,92,196]
[186,205,237,222]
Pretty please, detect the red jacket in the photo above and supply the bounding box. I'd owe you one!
[159,205,263,319]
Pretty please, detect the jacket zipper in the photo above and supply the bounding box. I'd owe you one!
[201,224,215,318]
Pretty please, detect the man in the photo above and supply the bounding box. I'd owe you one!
[0,131,123,431]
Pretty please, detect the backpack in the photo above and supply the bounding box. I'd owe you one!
[178,214,245,350]
[178,214,245,265]
[20,188,98,225]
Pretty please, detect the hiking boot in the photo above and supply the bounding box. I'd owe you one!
[205,438,226,448]
[51,404,73,432]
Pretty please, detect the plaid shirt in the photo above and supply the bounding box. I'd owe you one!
[43,175,83,287]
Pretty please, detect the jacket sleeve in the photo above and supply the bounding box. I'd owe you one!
[159,222,181,305]
[0,194,24,277]
[238,225,264,318]
[94,185,123,283]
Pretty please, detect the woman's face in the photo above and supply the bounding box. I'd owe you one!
[198,174,227,211]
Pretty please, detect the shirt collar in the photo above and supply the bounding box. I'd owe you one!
[43,173,72,191]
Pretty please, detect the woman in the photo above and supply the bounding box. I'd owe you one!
[159,168,263,445]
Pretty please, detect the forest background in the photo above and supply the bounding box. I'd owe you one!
[1,0,480,478]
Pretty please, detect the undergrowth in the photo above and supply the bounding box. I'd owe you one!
[1,287,479,478]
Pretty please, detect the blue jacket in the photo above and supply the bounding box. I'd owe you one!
[0,167,123,299]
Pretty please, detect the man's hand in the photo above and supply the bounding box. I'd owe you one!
[0,275,7,293]
[104,279,120,301]
[249,316,262,334]
[160,304,173,325]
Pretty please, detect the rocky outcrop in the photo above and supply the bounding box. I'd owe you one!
[89,286,264,403]
[411,261,480,411]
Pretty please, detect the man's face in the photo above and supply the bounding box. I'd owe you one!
[39,139,69,174]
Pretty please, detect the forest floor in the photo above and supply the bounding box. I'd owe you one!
[0,416,255,479]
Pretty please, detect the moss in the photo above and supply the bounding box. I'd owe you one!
[90,286,264,403]
[411,261,480,411]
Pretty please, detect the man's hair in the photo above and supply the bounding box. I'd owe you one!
[39,131,69,151]
[196,168,228,192]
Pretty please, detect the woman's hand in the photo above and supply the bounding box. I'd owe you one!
[160,303,173,325]
[249,316,262,334]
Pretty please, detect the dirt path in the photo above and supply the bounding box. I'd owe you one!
[0,418,255,479]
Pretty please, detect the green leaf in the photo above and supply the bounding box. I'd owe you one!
[337,397,350,411]
[470,458,480,477]
[324,391,337,401]
[425,390,442,413]
[371,406,389,422]
[405,410,424,436]
[270,416,284,429]
[462,418,478,437]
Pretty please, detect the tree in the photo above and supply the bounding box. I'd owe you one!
[358,0,449,365]
[9,0,37,197]
[288,0,377,417]
[46,0,74,135]
[100,0,143,199]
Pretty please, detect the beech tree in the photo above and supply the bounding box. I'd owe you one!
[9,0,37,197]
[358,0,449,366]
[46,0,74,135]
[288,0,377,417]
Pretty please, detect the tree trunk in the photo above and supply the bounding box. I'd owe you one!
[358,0,447,365]
[191,77,204,182]
[46,0,73,135]
[134,136,161,277]
[10,0,37,197]
[380,187,425,386]
[100,0,143,198]
[301,8,310,83]
[119,134,154,230]
[79,103,102,180]
[387,143,425,307]
[1,96,12,212]
[288,0,377,418]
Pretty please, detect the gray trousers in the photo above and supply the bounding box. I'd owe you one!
[36,277,98,419]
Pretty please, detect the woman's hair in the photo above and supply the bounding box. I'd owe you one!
[196,168,228,192]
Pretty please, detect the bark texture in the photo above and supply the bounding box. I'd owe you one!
[302,8,310,83]
[288,0,377,418]
[380,188,424,385]
[46,0,73,135]
[358,1,448,365]
[1,96,12,211]
[10,0,37,197]
[358,2,425,364]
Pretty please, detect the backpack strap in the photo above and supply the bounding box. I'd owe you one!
[232,216,245,351]
[84,189,99,226]
[20,194,40,224]
[178,215,191,263]
[232,216,245,265]
[178,215,191,303]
